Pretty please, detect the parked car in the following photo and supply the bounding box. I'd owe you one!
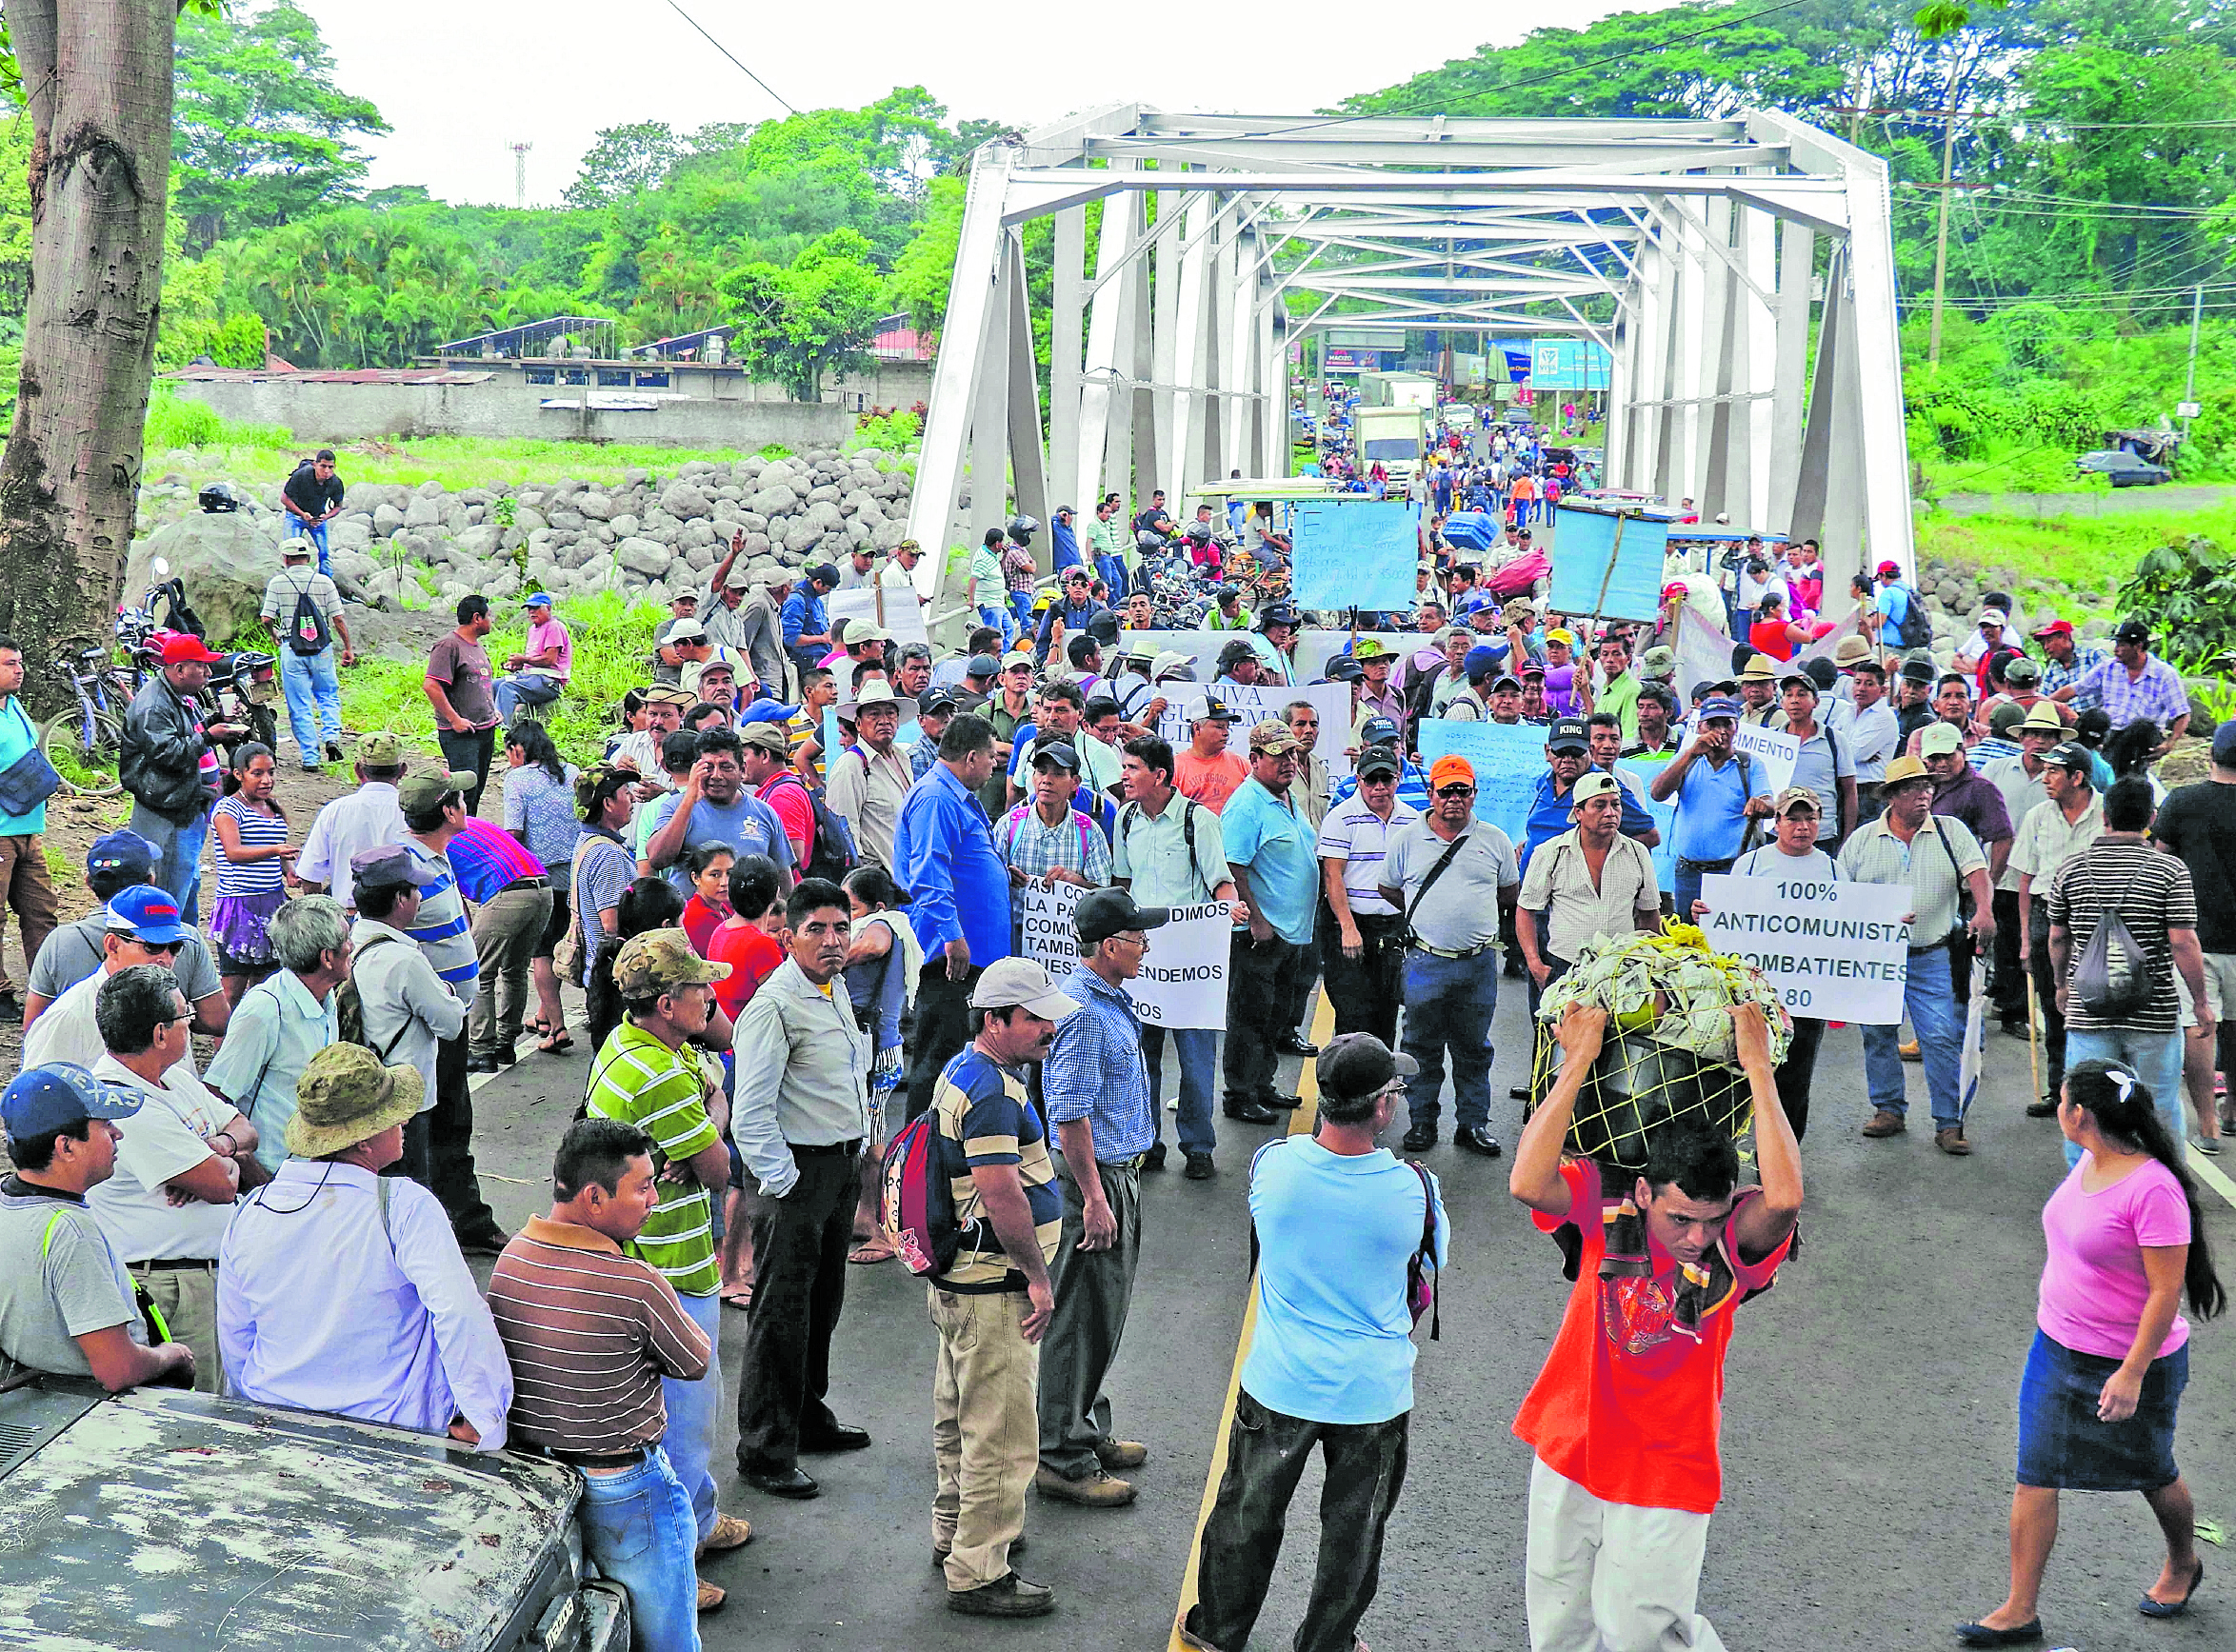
[2077,448,2173,487]
[0,1377,629,1651]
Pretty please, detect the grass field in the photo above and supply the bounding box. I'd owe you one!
[1914,501,2233,617]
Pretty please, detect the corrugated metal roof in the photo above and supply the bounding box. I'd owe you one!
[164,368,496,386]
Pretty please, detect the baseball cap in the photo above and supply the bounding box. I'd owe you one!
[1428,755,1475,791]
[397,769,476,813]
[105,885,189,945]
[1770,786,1821,817]
[1987,702,2028,736]
[1546,717,1589,754]
[87,829,156,879]
[1489,674,1523,693]
[968,957,1079,1021]
[281,537,312,560]
[2043,741,2092,773]
[736,722,791,758]
[1258,604,1301,629]
[1030,740,1082,773]
[356,730,406,765]
[1519,663,1547,680]
[1323,656,1364,684]
[1,1062,142,1141]
[1920,723,1966,758]
[1248,720,1299,755]
[1357,746,1401,779]
[807,562,842,587]
[848,623,892,647]
[1464,645,1504,680]
[2113,618,2152,645]
[737,700,798,726]
[1001,650,1036,674]
[350,846,439,895]
[965,652,1001,678]
[613,928,731,997]
[1697,695,1742,721]
[724,565,757,588]
[1357,715,1402,748]
[669,588,700,606]
[1546,627,1577,647]
[666,620,708,644]
[1315,1033,1418,1102]
[2030,618,2075,640]
[2212,723,2236,766]
[2002,656,2041,687]
[1074,887,1171,947]
[1185,695,1236,725]
[918,688,959,718]
[159,634,224,666]
[522,591,554,609]
[1976,610,2005,629]
[1778,669,1817,693]
[286,1044,426,1160]
[1875,560,1903,577]
[1570,771,1623,804]
[1739,653,1779,682]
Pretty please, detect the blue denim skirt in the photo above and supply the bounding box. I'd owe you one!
[2016,1328,2187,1492]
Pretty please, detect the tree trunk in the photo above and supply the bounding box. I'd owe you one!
[0,0,175,712]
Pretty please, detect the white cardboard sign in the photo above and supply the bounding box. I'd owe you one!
[1697,871,1913,1025]
[1013,883,1233,1029]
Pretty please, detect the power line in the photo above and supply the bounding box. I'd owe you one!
[661,0,795,115]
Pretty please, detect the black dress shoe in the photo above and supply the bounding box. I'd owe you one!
[740,1464,820,1499]
[1508,1084,1534,1102]
[324,741,346,764]
[1276,1033,1319,1056]
[1952,1620,2042,1647]
[466,1054,501,1075]
[1262,1093,1303,1110]
[493,1045,519,1068]
[1224,1100,1279,1125]
[0,989,22,1020]
[1142,1142,1168,1172]
[798,1423,871,1453]
[455,1227,511,1257]
[1401,1124,1437,1153]
[1183,1152,1216,1180]
[2026,1097,2059,1119]
[1455,1125,1504,1158]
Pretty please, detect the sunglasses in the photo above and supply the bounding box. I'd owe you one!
[1435,785,1476,798]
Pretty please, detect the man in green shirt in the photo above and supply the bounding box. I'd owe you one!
[1587,632,1642,745]
[584,929,752,1600]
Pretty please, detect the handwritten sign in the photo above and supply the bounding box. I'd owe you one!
[1013,883,1232,1029]
[1698,872,1912,1025]
[1154,683,1358,780]
[829,584,929,649]
[1291,499,1420,610]
[1730,723,1800,794]
[1414,719,1545,856]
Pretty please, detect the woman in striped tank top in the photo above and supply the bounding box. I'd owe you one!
[209,743,299,1002]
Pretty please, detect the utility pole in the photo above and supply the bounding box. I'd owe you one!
[1928,105,1958,370]
[509,142,532,209]
[2182,282,2204,437]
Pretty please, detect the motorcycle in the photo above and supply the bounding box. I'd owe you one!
[129,558,281,759]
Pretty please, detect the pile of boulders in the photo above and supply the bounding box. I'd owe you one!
[130,448,917,628]
[1907,554,2118,646]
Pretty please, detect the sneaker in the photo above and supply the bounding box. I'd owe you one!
[1183,1152,1216,1181]
[947,1573,1056,1618]
[1899,1039,1921,1062]
[1142,1142,1168,1172]
[695,1513,753,1558]
[1033,1465,1135,1507]
[2192,1134,2224,1157]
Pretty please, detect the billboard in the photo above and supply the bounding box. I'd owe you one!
[1525,339,1614,391]
[1322,346,1394,373]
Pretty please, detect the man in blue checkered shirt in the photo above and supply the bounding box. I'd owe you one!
[2049,617,2191,752]
[1033,887,1168,1511]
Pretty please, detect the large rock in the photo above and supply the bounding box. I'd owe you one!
[616,536,675,578]
[126,512,285,646]
[802,500,845,534]
[452,524,502,560]
[661,481,713,520]
[372,502,406,537]
[403,495,443,530]
[609,513,640,540]
[578,493,613,521]
[748,484,799,517]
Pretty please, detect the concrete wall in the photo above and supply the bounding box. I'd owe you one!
[170,374,854,451]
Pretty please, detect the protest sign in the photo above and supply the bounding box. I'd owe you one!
[1730,723,1799,794]
[1013,883,1232,1029]
[1415,719,1543,854]
[1548,505,1671,624]
[1697,872,1912,1025]
[829,585,928,648]
[1291,498,1420,611]
[1618,755,1679,893]
[1155,682,1358,779]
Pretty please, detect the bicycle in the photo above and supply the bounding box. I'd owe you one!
[42,644,130,798]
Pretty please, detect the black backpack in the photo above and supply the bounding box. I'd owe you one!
[332,934,410,1060]
[1889,582,1933,650]
[767,769,858,884]
[281,570,330,657]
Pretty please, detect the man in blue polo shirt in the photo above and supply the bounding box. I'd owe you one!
[1520,718,1657,872]
[1220,722,1319,1124]
[1647,695,1774,916]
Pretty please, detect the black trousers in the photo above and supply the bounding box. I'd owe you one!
[2027,906,2067,1097]
[1186,1390,1409,1652]
[737,1145,858,1472]
[1280,926,1325,1038]
[1990,888,2026,1024]
[906,961,982,1121]
[1224,933,1307,1108]
[1319,908,1404,1047]
[429,1032,501,1241]
[437,725,496,818]
[1775,1015,1826,1140]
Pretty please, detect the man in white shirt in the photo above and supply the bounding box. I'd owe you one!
[613,686,692,782]
[24,887,200,1074]
[88,965,265,1391]
[219,1042,513,1449]
[295,730,409,908]
[349,846,468,1186]
[1845,658,1900,825]
[826,683,916,870]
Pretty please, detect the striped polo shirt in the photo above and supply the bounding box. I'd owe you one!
[401,838,478,989]
[445,818,546,904]
[585,1025,723,1296]
[931,1045,1061,1293]
[486,1215,711,1455]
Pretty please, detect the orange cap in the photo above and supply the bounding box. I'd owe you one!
[1428,755,1475,790]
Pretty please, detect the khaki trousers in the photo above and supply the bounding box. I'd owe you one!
[130,1262,220,1394]
[0,832,58,995]
[928,1284,1040,1591]
[469,885,552,1059]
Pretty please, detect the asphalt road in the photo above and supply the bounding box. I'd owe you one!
[464,983,2233,1652]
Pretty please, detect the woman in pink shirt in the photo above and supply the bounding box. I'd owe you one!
[1958,1059,2225,1646]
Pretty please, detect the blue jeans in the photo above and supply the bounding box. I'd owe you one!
[1672,855,1737,921]
[576,1444,702,1652]
[1008,590,1036,632]
[1097,555,1128,602]
[278,647,342,762]
[1400,948,1499,1134]
[975,604,1016,647]
[1861,945,1965,1130]
[2061,1027,2186,1166]
[661,1289,722,1543]
[128,801,210,930]
[493,672,562,726]
[1143,1025,1217,1157]
[303,518,331,577]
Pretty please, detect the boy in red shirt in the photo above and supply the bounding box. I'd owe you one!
[1507,1000,1803,1652]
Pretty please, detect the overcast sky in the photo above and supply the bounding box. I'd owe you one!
[298,0,1677,208]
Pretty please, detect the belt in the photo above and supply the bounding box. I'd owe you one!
[1100,1153,1148,1172]
[521,1443,648,1470]
[792,1140,863,1158]
[1677,856,1737,872]
[1408,939,1493,961]
[498,875,550,893]
[131,1257,217,1272]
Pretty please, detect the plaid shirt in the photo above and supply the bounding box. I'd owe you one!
[2039,642,2108,703]
[2073,654,2189,731]
[998,804,1112,886]
[1041,966,1156,1162]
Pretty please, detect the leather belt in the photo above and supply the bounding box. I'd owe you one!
[1101,1153,1148,1172]
[131,1257,217,1272]
[792,1140,864,1158]
[1408,939,1493,961]
[499,876,550,893]
[522,1442,648,1470]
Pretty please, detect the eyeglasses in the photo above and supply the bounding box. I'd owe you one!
[1435,785,1476,798]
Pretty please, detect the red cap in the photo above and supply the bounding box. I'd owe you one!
[1874,560,1902,577]
[1662,581,1687,598]
[2030,618,2074,638]
[159,634,225,666]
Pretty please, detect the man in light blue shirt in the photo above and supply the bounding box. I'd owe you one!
[1220,722,1319,1123]
[1183,1033,1446,1652]
[1647,696,1774,915]
[205,897,349,1173]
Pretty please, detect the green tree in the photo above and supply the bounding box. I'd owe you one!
[718,229,888,400]
[172,1,388,249]
[565,120,686,209]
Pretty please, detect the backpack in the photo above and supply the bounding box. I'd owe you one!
[1003,803,1097,870]
[1115,796,1215,900]
[1248,1144,1442,1341]
[881,1110,967,1276]
[766,769,857,884]
[282,575,330,657]
[1888,582,1933,650]
[332,934,411,1061]
[2071,904,2153,1022]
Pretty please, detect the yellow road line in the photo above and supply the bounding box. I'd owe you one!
[1168,993,1335,1649]
[2189,1139,2236,1213]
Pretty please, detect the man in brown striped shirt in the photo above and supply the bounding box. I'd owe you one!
[488,1118,738,1643]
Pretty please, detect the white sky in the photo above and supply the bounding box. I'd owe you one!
[297,0,1680,208]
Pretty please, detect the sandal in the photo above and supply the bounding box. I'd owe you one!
[538,1030,574,1054]
[721,1284,754,1309]
[847,1238,898,1265]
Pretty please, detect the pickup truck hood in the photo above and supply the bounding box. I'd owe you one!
[0,1384,577,1650]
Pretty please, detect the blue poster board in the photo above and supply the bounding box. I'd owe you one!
[1291,499,1421,612]
[1617,755,1679,895]
[1547,506,1671,625]
[1415,720,1544,854]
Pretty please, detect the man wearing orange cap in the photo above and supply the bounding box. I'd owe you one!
[1375,754,1521,1156]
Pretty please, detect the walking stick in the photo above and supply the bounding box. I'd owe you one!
[2026,969,2043,1108]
